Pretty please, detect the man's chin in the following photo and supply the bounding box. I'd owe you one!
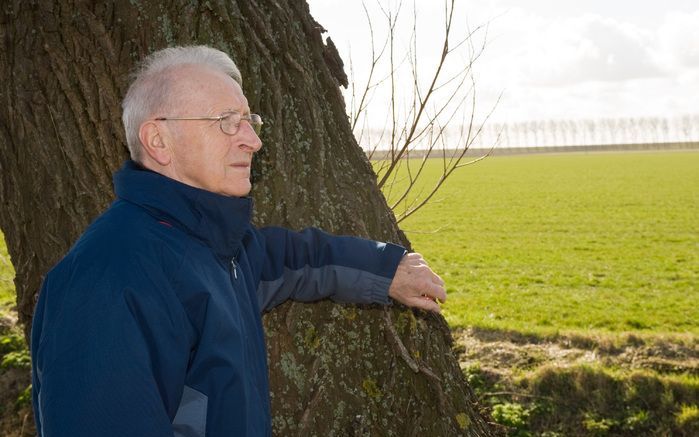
[224,181,252,197]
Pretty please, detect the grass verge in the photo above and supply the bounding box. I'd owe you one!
[455,328,699,436]
[0,232,33,436]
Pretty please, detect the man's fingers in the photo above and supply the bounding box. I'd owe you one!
[420,281,447,303]
[393,252,446,308]
[412,296,442,313]
[431,272,445,287]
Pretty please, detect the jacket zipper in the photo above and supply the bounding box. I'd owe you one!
[230,258,238,280]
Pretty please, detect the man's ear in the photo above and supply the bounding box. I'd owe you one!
[139,121,171,166]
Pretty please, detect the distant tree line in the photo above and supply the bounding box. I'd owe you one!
[479,115,699,147]
[358,114,699,150]
[477,114,699,148]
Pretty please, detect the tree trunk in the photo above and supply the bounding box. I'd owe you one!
[0,1,495,435]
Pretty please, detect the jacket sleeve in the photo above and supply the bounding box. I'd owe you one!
[31,258,194,437]
[255,226,406,312]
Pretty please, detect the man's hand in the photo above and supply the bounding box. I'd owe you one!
[388,252,447,313]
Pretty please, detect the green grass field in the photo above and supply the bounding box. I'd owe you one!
[382,151,699,337]
[0,233,15,314]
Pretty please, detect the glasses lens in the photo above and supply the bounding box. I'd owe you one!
[220,112,241,135]
[219,112,263,135]
[250,114,263,135]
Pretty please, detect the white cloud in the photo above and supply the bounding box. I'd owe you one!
[500,13,663,86]
[309,0,699,126]
[470,6,699,121]
[657,10,699,68]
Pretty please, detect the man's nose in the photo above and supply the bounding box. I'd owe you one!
[238,122,263,152]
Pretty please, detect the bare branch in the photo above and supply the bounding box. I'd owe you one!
[350,0,500,222]
[377,0,457,189]
[399,224,450,234]
[350,2,390,131]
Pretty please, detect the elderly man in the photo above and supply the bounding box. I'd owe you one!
[30,46,446,437]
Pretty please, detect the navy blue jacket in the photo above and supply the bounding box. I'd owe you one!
[31,161,405,436]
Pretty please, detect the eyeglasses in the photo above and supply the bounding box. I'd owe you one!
[155,111,263,136]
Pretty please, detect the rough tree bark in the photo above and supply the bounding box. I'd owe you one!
[0,1,495,435]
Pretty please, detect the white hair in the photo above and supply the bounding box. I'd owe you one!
[121,46,242,161]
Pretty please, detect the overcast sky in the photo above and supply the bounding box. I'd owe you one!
[307,0,699,127]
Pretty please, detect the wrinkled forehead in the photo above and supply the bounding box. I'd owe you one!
[165,64,248,113]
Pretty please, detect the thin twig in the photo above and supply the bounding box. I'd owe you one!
[482,391,554,401]
[383,308,419,373]
[400,224,450,234]
[378,0,457,189]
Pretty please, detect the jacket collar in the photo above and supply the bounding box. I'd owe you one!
[113,160,252,259]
